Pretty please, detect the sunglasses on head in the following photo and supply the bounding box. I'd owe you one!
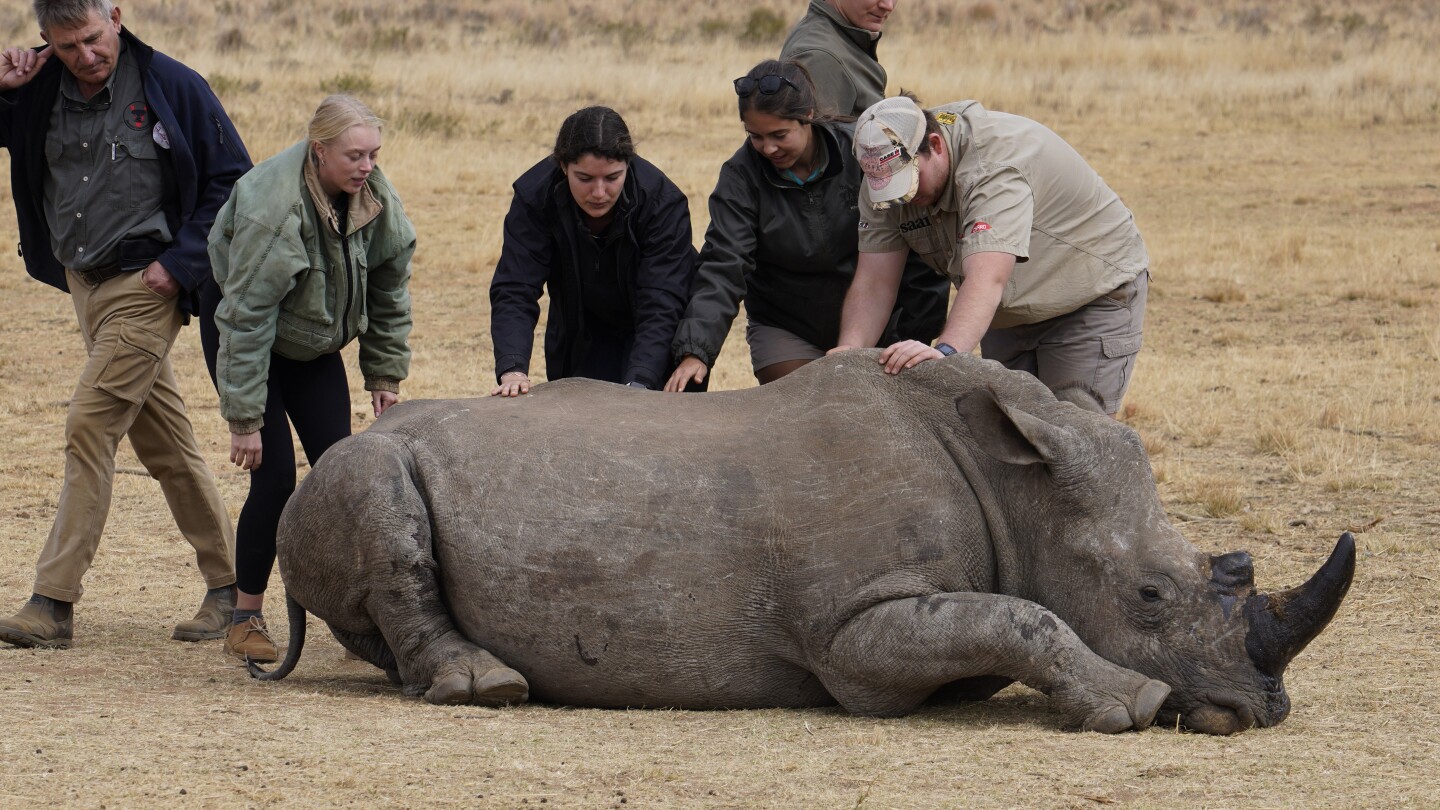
[733,74,801,97]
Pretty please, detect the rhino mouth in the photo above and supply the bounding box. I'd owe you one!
[1156,684,1284,735]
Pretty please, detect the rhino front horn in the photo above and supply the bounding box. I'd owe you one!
[1244,532,1356,677]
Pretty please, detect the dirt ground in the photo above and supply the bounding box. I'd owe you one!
[2,1,1439,807]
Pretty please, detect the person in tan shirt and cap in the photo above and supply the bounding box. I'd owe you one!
[832,93,1151,415]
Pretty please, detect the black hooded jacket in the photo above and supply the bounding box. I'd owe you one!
[489,155,696,389]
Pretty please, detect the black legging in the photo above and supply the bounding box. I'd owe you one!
[199,281,352,595]
[233,352,351,595]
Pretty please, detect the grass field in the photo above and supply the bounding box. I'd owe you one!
[1,1,1437,806]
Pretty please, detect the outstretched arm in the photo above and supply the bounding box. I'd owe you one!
[876,250,1014,374]
[831,249,907,353]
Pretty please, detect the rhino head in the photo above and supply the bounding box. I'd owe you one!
[957,385,1355,735]
[1169,536,1356,733]
[1086,529,1356,735]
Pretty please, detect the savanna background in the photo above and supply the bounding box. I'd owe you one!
[0,0,1437,806]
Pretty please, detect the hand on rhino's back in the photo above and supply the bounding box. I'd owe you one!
[271,352,1353,736]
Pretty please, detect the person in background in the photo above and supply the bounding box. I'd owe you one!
[781,0,949,346]
[0,0,247,650]
[833,94,1150,417]
[207,95,413,663]
[664,60,871,391]
[489,106,697,396]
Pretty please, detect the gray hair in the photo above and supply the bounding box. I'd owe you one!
[34,0,114,33]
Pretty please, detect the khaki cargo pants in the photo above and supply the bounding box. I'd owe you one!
[980,271,1149,415]
[32,270,235,603]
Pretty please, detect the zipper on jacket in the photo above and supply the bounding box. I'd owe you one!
[212,114,244,161]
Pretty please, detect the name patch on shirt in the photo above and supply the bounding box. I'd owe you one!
[899,215,932,233]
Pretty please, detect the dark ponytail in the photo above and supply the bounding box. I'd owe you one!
[553,106,636,167]
[736,59,847,125]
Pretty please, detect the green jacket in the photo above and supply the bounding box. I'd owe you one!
[780,0,886,118]
[208,140,414,433]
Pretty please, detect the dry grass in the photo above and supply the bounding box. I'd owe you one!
[1,1,1438,807]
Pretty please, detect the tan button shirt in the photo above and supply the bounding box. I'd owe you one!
[858,101,1148,328]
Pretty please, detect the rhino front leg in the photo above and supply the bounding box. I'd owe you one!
[819,592,1169,732]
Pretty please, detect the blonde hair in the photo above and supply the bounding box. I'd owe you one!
[308,94,384,147]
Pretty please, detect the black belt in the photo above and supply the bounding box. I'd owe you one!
[72,263,130,287]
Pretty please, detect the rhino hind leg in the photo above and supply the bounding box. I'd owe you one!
[281,435,528,707]
[820,592,1169,733]
[329,627,402,684]
[358,503,530,707]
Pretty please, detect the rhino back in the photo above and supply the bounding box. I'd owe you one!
[365,355,1003,706]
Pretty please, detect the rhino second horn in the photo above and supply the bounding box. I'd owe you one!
[1243,532,1357,677]
[1210,551,1255,591]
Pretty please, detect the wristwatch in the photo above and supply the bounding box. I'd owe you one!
[626,381,648,389]
[934,342,959,357]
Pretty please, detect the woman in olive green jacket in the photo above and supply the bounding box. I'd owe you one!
[205,94,414,662]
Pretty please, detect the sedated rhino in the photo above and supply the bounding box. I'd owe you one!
[256,351,1353,735]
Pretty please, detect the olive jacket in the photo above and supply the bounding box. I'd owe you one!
[208,140,415,433]
[780,0,886,118]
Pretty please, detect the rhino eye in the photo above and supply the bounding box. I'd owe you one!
[1140,586,1163,603]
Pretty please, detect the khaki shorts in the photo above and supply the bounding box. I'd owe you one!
[745,320,826,373]
[979,271,1148,414]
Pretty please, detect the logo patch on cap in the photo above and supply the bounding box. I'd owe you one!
[971,221,992,234]
[858,144,905,179]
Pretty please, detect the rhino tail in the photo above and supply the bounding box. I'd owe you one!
[247,594,307,681]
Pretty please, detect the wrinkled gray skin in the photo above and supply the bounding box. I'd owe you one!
[263,351,1354,734]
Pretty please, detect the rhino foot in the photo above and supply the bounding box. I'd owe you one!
[1080,679,1170,733]
[423,660,530,707]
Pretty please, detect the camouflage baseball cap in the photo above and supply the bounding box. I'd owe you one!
[854,96,926,209]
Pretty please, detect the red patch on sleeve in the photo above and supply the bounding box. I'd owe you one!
[971,221,992,233]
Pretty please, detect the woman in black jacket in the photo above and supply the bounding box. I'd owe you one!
[663,60,874,391]
[490,106,697,395]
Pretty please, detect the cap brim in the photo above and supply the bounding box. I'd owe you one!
[866,163,919,210]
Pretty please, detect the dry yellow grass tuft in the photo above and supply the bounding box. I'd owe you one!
[0,1,1438,807]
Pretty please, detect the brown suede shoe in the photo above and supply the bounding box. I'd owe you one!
[0,595,73,649]
[172,586,236,642]
[224,617,278,663]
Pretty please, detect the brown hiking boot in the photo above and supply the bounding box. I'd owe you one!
[0,594,74,649]
[172,586,236,642]
[224,616,278,663]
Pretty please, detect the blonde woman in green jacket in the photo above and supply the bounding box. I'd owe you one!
[205,95,415,662]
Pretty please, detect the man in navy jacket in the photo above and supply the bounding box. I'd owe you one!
[0,0,250,650]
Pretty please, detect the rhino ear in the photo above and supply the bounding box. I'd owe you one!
[956,387,1083,467]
